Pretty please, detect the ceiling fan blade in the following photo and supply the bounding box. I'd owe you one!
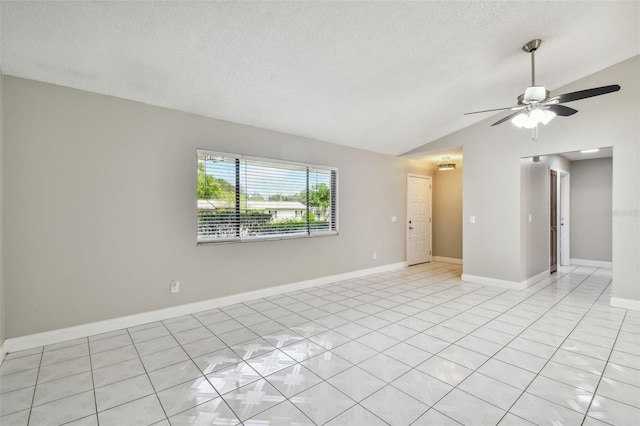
[549,84,620,104]
[465,106,517,115]
[491,110,524,126]
[548,104,578,117]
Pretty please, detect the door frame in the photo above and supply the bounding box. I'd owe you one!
[550,167,570,269]
[406,174,433,266]
[559,171,570,266]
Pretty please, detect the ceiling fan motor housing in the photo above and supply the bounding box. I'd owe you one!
[522,86,548,103]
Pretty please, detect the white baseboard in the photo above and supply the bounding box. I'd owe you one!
[461,274,527,290]
[611,297,640,311]
[571,258,612,268]
[0,341,6,363]
[461,269,549,291]
[3,262,407,355]
[433,256,463,265]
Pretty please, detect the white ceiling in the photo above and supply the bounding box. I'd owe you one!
[1,1,638,156]
[559,147,613,162]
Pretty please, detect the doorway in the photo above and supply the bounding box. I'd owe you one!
[407,174,432,266]
[550,170,558,273]
[559,173,570,266]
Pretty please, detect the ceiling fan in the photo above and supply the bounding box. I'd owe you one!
[465,39,620,129]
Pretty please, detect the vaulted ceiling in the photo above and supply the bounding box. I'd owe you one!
[1,1,638,156]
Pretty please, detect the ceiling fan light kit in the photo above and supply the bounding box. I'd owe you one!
[511,108,556,129]
[437,156,456,171]
[465,39,621,138]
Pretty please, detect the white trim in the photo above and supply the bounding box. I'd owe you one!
[0,342,6,362]
[462,269,549,291]
[571,258,612,268]
[522,269,551,287]
[433,256,463,265]
[1,262,407,355]
[461,274,526,290]
[611,297,640,311]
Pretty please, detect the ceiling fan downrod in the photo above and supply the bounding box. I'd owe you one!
[523,39,541,87]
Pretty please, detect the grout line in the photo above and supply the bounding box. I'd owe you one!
[25,346,44,426]
[125,327,172,424]
[6,263,638,426]
[581,308,628,424]
[87,337,100,426]
[493,268,614,424]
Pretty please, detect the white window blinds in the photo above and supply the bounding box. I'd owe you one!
[197,150,338,243]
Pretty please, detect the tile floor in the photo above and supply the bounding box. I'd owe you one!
[1,262,639,425]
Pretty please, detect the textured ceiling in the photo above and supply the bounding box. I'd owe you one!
[1,1,638,156]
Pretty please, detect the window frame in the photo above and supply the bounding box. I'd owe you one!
[197,149,339,244]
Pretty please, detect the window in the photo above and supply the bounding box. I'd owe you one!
[197,149,338,243]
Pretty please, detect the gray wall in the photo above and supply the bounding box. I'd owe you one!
[520,159,550,278]
[407,55,639,300]
[3,76,427,337]
[570,158,613,262]
[433,165,462,260]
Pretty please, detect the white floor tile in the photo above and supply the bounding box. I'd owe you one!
[510,392,584,426]
[148,360,203,392]
[587,394,640,425]
[327,366,386,402]
[156,377,218,417]
[279,339,327,362]
[360,385,428,425]
[95,374,154,412]
[265,364,323,398]
[30,391,96,426]
[206,361,261,395]
[527,375,594,414]
[324,404,387,426]
[0,386,34,416]
[0,409,30,426]
[4,264,638,426]
[0,368,38,394]
[244,400,313,426]
[221,379,286,422]
[391,369,452,406]
[458,372,522,410]
[168,397,239,425]
[539,361,601,393]
[434,388,505,426]
[300,352,352,380]
[596,377,640,408]
[290,382,355,425]
[477,358,536,390]
[33,371,93,406]
[603,362,640,388]
[412,408,462,425]
[98,394,166,426]
[416,356,472,386]
[358,353,412,383]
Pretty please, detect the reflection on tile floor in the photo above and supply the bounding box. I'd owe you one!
[1,263,639,425]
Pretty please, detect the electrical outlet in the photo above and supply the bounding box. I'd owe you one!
[373,252,377,260]
[170,280,180,293]
[391,216,397,223]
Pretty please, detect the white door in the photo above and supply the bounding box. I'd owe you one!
[407,174,432,266]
